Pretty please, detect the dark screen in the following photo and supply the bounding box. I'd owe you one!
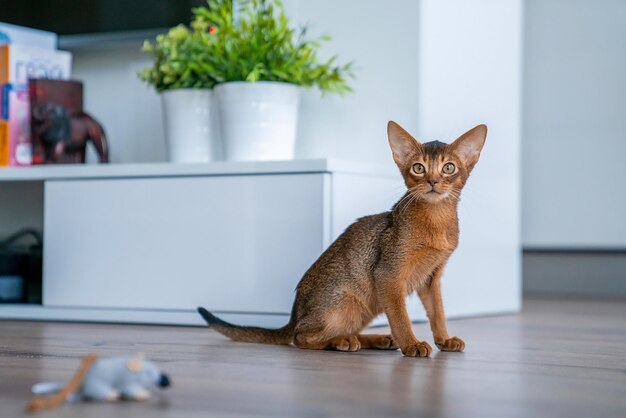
[0,0,207,35]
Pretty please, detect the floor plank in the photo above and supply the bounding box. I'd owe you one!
[1,297,625,417]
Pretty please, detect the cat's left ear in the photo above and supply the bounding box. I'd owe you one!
[451,124,487,169]
[387,121,421,167]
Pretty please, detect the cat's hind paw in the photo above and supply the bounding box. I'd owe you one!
[375,335,399,350]
[330,335,362,352]
[357,334,399,350]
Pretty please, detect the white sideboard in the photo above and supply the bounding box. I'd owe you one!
[0,159,520,326]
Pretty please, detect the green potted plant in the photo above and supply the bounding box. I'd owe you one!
[191,0,353,161]
[139,25,218,163]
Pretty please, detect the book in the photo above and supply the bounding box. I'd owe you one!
[28,79,83,164]
[0,22,57,49]
[0,84,31,166]
[0,43,71,85]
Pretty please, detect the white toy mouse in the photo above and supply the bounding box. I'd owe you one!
[26,353,171,413]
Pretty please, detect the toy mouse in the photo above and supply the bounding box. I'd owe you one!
[26,353,171,413]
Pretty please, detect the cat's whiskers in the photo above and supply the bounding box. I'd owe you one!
[446,188,462,201]
[394,192,413,217]
[399,189,422,216]
[395,188,418,215]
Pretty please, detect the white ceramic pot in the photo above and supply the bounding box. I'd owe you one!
[215,81,300,161]
[161,89,214,163]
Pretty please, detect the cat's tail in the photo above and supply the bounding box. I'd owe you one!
[197,307,295,345]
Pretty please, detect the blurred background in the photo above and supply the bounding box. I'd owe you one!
[1,0,625,300]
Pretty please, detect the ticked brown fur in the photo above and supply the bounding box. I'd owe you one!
[198,121,487,357]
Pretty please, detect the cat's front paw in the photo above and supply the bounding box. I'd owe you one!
[435,336,465,352]
[400,340,432,357]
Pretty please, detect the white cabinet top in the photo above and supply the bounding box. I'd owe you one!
[0,159,397,182]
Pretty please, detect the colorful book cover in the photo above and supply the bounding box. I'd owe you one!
[0,43,72,85]
[0,120,7,166]
[28,79,83,164]
[1,82,14,119]
[0,84,31,166]
[0,83,7,119]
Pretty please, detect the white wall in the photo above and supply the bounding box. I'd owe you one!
[285,0,420,163]
[523,0,626,249]
[416,0,523,314]
[71,47,165,163]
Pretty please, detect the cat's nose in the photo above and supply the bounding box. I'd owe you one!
[428,179,439,186]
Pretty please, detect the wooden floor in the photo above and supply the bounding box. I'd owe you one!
[1,297,625,418]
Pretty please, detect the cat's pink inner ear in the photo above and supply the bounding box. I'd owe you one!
[452,124,487,168]
[387,121,420,167]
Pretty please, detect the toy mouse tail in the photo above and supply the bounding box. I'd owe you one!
[25,353,97,414]
[198,306,295,345]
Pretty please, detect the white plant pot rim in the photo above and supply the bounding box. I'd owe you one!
[214,81,300,89]
[160,87,213,93]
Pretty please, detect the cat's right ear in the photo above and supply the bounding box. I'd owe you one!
[387,121,421,167]
[451,124,487,169]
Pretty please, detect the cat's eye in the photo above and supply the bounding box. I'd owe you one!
[412,163,425,175]
[442,163,456,175]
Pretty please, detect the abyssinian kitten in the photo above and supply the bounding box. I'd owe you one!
[198,121,487,357]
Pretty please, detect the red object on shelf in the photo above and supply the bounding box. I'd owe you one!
[29,79,108,164]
